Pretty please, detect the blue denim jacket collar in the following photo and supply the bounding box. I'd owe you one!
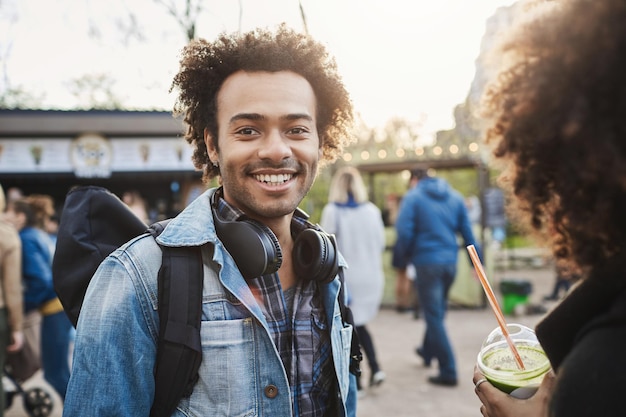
[156,188,219,248]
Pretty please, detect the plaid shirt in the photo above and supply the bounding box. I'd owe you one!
[215,194,336,417]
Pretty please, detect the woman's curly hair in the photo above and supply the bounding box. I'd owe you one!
[171,24,355,183]
[481,0,626,270]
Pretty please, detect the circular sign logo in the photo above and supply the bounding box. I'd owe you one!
[70,133,113,178]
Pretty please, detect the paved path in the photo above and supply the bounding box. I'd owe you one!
[6,267,556,417]
[355,305,544,417]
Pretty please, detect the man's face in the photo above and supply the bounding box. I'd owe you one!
[205,70,321,223]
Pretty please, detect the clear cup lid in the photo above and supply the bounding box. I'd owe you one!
[482,323,538,349]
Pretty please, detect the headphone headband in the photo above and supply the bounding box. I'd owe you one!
[210,189,338,283]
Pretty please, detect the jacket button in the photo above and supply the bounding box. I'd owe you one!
[264,385,278,398]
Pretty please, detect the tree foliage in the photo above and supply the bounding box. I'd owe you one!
[0,86,43,109]
[154,0,203,41]
[66,73,124,110]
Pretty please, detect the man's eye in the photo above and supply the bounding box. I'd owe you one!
[236,127,257,135]
[289,127,308,135]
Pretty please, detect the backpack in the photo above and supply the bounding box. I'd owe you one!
[52,186,202,417]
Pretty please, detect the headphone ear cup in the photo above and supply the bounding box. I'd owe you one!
[293,229,339,284]
[212,198,282,280]
[238,219,283,279]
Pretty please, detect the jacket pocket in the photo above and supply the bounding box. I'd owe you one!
[178,318,257,417]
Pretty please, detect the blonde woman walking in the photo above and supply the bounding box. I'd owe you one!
[321,166,386,394]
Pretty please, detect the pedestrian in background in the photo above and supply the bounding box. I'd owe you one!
[393,168,480,387]
[543,258,582,302]
[122,190,150,224]
[0,184,24,416]
[392,170,421,318]
[4,195,72,400]
[321,166,386,394]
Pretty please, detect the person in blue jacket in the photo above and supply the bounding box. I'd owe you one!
[393,168,480,387]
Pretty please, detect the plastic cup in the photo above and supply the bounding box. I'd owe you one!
[477,323,551,399]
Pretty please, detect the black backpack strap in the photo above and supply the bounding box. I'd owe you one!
[337,269,362,377]
[148,221,204,417]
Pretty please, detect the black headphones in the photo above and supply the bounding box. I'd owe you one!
[211,190,339,284]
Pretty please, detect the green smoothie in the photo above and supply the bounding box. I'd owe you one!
[478,343,550,394]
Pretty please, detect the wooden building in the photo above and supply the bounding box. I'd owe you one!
[0,109,204,219]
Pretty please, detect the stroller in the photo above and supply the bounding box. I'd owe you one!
[3,310,54,417]
[3,367,54,417]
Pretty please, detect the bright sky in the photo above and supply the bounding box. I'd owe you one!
[2,0,516,136]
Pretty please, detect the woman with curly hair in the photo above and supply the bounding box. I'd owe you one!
[64,25,359,416]
[473,1,626,416]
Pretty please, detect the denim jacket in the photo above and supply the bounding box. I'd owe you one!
[64,188,356,417]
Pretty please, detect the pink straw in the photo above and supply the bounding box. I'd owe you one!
[467,245,525,370]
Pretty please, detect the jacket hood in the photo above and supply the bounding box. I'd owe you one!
[419,177,450,200]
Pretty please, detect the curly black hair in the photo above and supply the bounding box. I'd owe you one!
[171,24,355,183]
[481,0,626,270]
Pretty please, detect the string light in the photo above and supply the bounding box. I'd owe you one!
[349,136,485,163]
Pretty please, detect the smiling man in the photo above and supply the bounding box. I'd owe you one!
[63,25,357,417]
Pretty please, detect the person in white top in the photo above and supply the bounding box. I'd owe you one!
[321,166,386,394]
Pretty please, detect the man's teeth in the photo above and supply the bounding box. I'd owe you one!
[254,174,292,185]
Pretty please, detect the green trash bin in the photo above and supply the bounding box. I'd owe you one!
[499,280,533,315]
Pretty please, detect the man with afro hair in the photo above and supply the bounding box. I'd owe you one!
[64,24,358,417]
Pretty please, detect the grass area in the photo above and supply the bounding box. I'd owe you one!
[504,233,535,249]
[382,248,397,307]
[382,227,399,307]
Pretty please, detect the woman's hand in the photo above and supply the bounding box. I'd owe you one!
[473,365,556,417]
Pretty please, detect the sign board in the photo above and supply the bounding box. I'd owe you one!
[0,136,196,177]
